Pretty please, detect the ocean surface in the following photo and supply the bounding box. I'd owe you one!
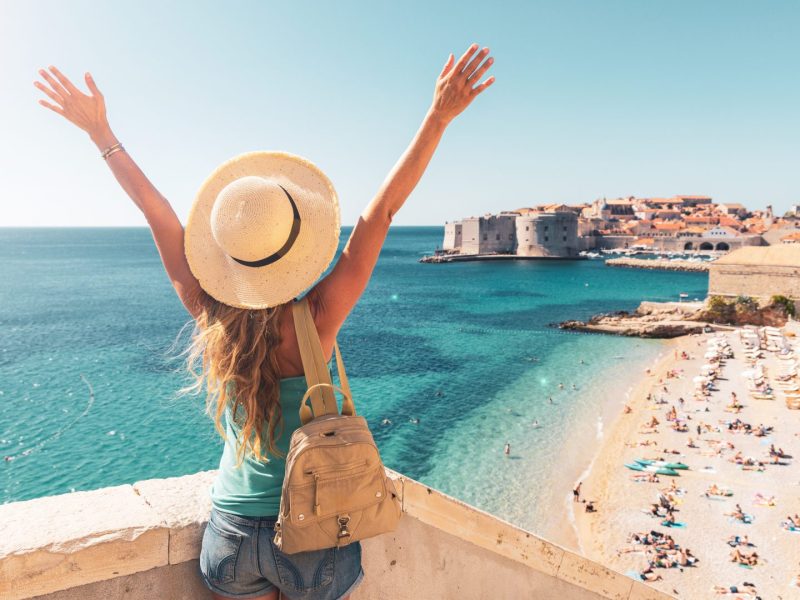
[0,227,708,539]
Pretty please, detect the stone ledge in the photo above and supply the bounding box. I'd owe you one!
[1,469,675,600]
[132,470,216,565]
[396,475,674,600]
[0,483,168,600]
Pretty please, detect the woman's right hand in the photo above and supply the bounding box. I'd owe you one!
[430,43,495,126]
[34,66,110,140]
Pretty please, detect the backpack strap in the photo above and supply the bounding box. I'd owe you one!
[292,296,355,424]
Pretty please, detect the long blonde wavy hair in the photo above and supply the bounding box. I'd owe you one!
[177,288,289,468]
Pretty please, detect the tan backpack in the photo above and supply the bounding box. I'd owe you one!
[272,295,402,554]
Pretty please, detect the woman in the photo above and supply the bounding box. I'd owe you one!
[34,43,494,600]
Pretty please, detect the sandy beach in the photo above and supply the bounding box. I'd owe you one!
[573,323,800,599]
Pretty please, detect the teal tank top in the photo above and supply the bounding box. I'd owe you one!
[209,362,334,517]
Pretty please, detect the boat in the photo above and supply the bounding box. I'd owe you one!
[624,463,680,476]
[635,458,689,470]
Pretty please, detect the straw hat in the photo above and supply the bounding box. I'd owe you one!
[184,151,340,309]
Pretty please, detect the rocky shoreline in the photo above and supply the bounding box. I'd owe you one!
[558,301,712,338]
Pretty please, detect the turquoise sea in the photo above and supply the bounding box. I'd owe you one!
[0,227,707,540]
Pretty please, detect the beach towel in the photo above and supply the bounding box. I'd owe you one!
[660,520,686,528]
[625,570,644,581]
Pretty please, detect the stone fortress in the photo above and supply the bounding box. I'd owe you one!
[443,208,579,258]
[434,196,800,260]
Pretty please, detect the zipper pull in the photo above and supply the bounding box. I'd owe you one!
[314,473,321,516]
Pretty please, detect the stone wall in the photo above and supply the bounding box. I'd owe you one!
[0,470,674,600]
[477,214,517,254]
[709,264,800,305]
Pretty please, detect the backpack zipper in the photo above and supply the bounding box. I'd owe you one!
[306,459,368,517]
[304,459,366,476]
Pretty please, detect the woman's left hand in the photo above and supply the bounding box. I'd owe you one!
[34,66,110,139]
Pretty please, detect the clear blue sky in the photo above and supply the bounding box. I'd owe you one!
[3,0,799,226]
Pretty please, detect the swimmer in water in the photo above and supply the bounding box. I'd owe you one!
[381,418,392,426]
[503,442,510,455]
[558,383,564,390]
[409,417,420,424]
[532,419,540,428]
[548,396,554,404]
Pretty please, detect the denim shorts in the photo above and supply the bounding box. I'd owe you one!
[198,506,364,599]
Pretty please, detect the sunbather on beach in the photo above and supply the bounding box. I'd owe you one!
[654,535,676,551]
[630,473,660,483]
[638,566,663,582]
[753,493,775,506]
[712,582,758,596]
[725,534,750,547]
[677,547,697,567]
[741,461,766,472]
[725,505,750,523]
[730,548,759,566]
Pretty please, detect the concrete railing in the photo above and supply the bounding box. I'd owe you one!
[0,470,674,600]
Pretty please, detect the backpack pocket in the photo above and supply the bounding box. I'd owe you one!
[289,463,387,526]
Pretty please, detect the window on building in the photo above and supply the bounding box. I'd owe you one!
[495,233,500,240]
[544,225,549,232]
[563,226,567,232]
[563,236,567,242]
[525,226,529,231]
[483,233,487,241]
[544,236,549,242]
[508,234,513,240]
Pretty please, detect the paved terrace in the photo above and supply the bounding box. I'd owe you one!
[0,470,675,600]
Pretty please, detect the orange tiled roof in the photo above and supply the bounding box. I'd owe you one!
[718,216,742,228]
[653,221,684,231]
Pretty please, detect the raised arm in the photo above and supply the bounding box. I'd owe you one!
[33,67,204,318]
[310,43,495,337]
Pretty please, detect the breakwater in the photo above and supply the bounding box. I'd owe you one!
[606,257,710,272]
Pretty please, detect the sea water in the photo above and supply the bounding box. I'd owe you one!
[0,227,707,540]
